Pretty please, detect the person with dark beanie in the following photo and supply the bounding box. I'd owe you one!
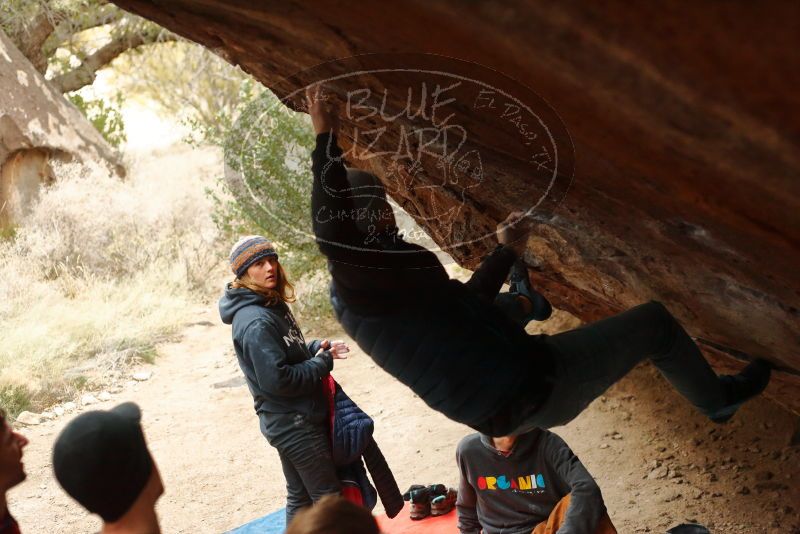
[219,236,350,524]
[52,402,163,534]
[305,84,772,438]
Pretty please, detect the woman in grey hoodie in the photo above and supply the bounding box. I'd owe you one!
[219,235,349,524]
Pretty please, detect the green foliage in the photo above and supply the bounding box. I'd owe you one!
[0,384,32,420]
[138,345,158,365]
[192,87,334,326]
[111,41,256,134]
[0,226,17,241]
[70,375,89,391]
[0,0,37,38]
[67,92,127,147]
[196,90,324,279]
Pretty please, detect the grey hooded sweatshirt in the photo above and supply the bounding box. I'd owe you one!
[456,429,606,534]
[218,285,333,439]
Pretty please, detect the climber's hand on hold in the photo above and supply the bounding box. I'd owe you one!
[496,211,530,255]
[306,84,340,136]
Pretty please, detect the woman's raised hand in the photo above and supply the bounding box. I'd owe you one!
[320,339,351,360]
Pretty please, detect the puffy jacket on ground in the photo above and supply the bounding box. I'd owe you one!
[324,377,404,518]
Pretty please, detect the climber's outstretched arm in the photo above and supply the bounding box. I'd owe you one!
[307,85,366,258]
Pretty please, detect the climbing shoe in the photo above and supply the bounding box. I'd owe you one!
[402,485,431,520]
[708,359,772,423]
[429,485,457,516]
[509,259,552,321]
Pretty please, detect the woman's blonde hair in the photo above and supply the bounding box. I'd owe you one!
[231,260,296,306]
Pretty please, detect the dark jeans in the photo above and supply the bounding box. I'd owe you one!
[265,415,341,525]
[472,266,729,430]
[521,301,729,430]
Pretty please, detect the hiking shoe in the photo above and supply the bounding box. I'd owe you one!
[403,485,430,520]
[430,485,457,516]
[708,359,772,423]
[509,259,552,321]
[402,484,425,500]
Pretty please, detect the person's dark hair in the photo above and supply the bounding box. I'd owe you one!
[285,495,380,534]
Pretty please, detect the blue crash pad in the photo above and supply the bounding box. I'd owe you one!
[226,508,286,534]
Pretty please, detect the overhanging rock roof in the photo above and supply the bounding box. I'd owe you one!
[109,1,800,414]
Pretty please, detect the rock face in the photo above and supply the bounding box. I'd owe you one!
[110,1,799,412]
[0,29,122,229]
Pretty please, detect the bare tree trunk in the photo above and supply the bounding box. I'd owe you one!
[50,32,174,93]
[14,9,59,74]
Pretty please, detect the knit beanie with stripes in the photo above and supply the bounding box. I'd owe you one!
[229,235,279,278]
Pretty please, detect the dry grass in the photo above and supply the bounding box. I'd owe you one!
[0,145,225,417]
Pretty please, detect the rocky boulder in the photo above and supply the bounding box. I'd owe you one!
[110,1,799,413]
[0,29,123,229]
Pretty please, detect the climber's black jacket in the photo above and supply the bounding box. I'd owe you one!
[311,133,555,436]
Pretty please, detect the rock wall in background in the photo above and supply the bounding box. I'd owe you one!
[0,29,123,229]
[109,0,799,413]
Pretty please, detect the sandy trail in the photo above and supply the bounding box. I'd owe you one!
[9,305,800,533]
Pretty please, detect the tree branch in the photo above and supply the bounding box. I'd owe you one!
[42,3,122,63]
[15,7,62,73]
[50,31,174,93]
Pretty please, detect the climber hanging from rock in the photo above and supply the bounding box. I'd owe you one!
[304,84,772,437]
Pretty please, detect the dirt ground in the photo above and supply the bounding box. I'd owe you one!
[8,304,800,533]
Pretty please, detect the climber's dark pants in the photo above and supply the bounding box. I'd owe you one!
[523,301,729,430]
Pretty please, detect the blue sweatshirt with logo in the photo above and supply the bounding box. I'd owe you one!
[456,429,606,534]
